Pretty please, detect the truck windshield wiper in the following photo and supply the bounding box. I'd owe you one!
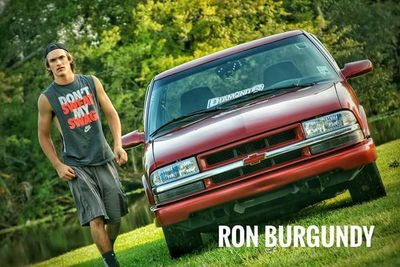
[216,86,293,108]
[150,106,230,138]
[267,79,333,91]
[218,80,332,108]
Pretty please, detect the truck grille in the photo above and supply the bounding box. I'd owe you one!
[199,125,303,184]
[205,128,297,166]
[211,149,302,184]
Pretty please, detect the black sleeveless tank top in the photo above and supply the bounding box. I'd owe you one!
[43,74,114,166]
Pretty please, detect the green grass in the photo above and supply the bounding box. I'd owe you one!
[34,140,400,267]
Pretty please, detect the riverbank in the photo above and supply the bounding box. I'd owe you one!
[35,139,400,267]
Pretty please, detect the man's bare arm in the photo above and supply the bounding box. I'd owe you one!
[92,76,128,165]
[37,94,75,180]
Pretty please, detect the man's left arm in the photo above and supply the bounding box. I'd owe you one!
[92,75,128,165]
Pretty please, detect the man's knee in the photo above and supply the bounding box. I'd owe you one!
[89,217,105,229]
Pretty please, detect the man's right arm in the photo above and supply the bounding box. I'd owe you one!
[37,94,76,181]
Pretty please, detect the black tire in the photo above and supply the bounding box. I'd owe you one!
[349,162,386,203]
[162,225,202,258]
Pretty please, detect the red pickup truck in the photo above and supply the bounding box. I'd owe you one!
[122,30,386,257]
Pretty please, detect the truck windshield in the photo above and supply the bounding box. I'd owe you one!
[147,34,340,137]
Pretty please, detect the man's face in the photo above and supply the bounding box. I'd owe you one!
[46,49,72,78]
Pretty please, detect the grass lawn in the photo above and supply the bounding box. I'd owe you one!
[35,140,400,267]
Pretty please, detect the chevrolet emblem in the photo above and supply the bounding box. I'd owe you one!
[243,152,266,165]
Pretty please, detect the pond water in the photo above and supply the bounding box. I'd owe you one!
[1,192,154,267]
[1,114,399,267]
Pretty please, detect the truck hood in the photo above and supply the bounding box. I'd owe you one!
[152,82,342,168]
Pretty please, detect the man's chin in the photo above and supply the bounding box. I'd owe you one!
[55,71,67,77]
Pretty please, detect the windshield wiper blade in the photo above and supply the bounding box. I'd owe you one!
[217,86,294,108]
[219,80,332,108]
[267,82,318,91]
[150,106,229,137]
[267,79,333,91]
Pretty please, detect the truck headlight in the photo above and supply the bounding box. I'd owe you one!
[150,157,200,186]
[302,110,357,139]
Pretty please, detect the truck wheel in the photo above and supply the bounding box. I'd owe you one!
[349,162,386,203]
[162,225,202,258]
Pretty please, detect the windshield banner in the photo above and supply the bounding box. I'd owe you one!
[207,84,265,108]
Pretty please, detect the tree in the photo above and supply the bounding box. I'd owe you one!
[318,0,400,114]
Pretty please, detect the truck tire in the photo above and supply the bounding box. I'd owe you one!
[349,162,386,203]
[162,225,202,258]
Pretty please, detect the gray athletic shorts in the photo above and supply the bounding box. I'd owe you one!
[68,161,129,226]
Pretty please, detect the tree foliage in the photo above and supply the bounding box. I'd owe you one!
[318,0,400,114]
[0,0,399,229]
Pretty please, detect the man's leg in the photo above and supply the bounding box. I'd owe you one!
[89,217,112,253]
[106,223,120,249]
[90,217,119,267]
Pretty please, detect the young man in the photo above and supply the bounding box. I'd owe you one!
[38,43,128,267]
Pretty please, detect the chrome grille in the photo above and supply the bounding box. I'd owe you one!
[211,149,302,184]
[205,128,297,166]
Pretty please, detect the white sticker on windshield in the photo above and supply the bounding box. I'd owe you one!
[207,84,265,108]
[317,66,329,75]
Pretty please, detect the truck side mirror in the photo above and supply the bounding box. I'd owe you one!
[341,60,373,79]
[122,130,145,149]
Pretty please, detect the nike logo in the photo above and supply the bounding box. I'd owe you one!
[84,125,92,133]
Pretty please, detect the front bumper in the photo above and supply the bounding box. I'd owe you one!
[154,138,376,226]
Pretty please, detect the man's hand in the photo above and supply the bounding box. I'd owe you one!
[55,163,76,181]
[114,146,128,166]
